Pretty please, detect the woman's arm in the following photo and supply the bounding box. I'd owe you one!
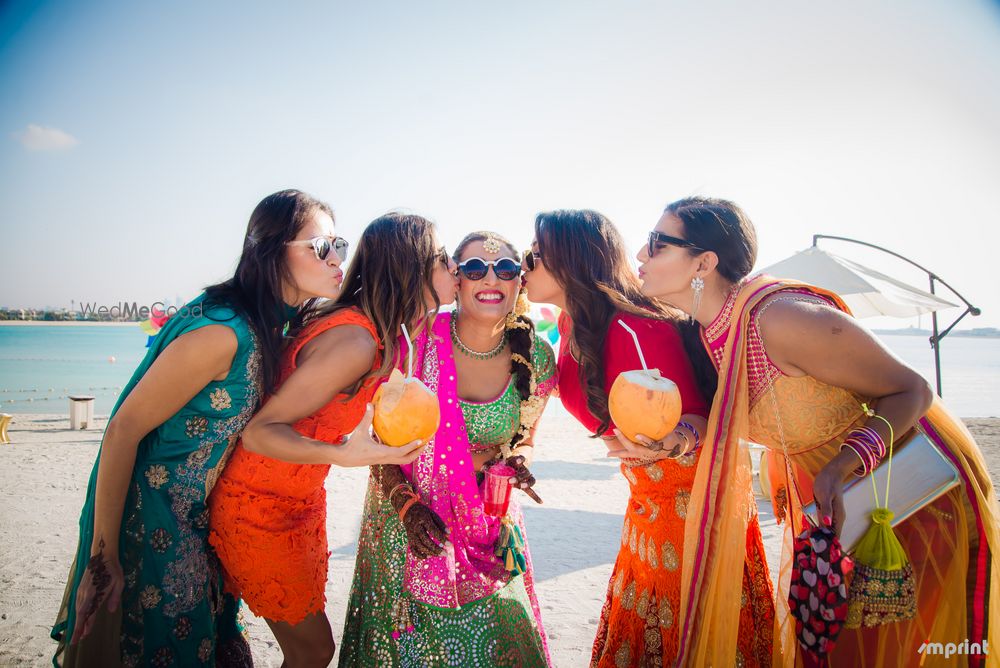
[77,324,238,639]
[241,325,423,466]
[759,298,934,534]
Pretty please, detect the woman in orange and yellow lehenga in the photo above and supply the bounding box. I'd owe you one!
[524,209,774,667]
[631,196,1000,668]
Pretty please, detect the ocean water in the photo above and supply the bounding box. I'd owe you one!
[0,326,997,417]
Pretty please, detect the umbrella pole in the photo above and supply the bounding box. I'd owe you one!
[929,277,943,397]
[813,235,981,400]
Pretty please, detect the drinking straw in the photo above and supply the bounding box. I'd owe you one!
[401,324,414,378]
[617,319,648,371]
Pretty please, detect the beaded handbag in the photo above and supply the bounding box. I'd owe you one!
[803,421,960,628]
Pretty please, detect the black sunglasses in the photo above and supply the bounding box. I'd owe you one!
[286,235,349,262]
[647,231,704,258]
[457,257,521,281]
[522,249,542,272]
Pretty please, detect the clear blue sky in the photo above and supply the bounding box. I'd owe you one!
[2,0,999,328]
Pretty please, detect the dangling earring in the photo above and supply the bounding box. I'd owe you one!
[689,276,705,323]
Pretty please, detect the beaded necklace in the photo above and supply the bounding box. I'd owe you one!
[450,312,508,360]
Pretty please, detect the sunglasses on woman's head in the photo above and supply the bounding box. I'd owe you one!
[522,249,542,272]
[457,257,522,281]
[286,235,349,262]
[647,231,703,258]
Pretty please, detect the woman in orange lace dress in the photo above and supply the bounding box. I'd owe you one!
[208,213,458,667]
[524,209,774,667]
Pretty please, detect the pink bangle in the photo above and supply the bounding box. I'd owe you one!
[841,441,874,476]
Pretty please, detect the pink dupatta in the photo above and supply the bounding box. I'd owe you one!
[399,312,510,608]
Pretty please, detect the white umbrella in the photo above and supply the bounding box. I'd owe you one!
[758,246,958,318]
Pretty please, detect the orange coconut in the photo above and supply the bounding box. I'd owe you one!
[372,369,441,446]
[608,368,683,443]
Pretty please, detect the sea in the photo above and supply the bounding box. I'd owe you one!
[0,325,997,417]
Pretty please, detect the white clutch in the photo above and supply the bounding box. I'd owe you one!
[802,424,961,552]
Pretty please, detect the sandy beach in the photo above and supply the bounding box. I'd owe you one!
[1,406,997,667]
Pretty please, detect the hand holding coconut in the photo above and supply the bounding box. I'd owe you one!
[605,320,692,462]
[334,403,426,467]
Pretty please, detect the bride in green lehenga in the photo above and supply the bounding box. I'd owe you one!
[339,231,557,667]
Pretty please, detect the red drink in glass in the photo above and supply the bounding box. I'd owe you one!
[483,464,515,517]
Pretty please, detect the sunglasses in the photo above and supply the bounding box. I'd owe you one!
[286,235,349,262]
[435,246,451,267]
[522,249,542,272]
[457,256,522,281]
[647,231,704,258]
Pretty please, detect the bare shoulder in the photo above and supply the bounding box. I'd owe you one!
[757,294,847,338]
[300,324,377,363]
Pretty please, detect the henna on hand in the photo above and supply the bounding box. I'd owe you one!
[401,503,448,559]
[505,454,542,504]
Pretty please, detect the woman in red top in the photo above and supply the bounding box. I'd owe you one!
[523,209,773,666]
[209,213,458,668]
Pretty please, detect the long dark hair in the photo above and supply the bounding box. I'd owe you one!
[311,212,443,384]
[453,231,535,448]
[204,189,333,394]
[665,196,759,402]
[535,209,671,436]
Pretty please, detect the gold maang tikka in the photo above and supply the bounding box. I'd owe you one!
[483,232,502,254]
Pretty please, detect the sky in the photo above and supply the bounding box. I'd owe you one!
[2,0,999,329]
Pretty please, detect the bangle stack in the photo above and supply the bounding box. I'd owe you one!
[388,482,414,505]
[675,421,701,454]
[841,426,887,476]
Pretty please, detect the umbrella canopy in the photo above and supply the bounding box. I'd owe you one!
[759,247,958,319]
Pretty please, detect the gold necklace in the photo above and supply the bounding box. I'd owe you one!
[450,312,507,360]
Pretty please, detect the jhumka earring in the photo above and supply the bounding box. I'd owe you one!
[689,276,705,323]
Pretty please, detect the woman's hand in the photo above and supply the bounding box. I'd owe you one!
[399,503,449,559]
[331,404,426,467]
[72,541,124,642]
[606,429,687,463]
[505,454,542,504]
[812,449,860,537]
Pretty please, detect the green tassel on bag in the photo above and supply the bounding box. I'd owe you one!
[495,516,527,576]
[845,406,917,628]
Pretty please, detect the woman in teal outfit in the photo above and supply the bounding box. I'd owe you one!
[51,190,353,667]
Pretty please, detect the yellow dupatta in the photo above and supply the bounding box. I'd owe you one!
[676,276,848,667]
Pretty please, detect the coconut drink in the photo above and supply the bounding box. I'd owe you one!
[372,325,440,447]
[608,368,682,442]
[607,319,683,443]
[372,368,440,446]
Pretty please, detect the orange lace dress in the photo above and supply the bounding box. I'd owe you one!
[208,308,380,625]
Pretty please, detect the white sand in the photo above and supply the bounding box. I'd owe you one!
[2,407,997,667]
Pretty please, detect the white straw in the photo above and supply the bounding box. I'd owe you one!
[617,319,648,371]
[401,324,414,378]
